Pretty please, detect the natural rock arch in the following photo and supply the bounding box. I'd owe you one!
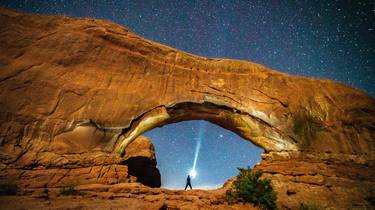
[0,8,374,209]
[115,101,298,157]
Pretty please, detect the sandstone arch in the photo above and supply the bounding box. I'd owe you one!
[115,101,298,157]
[0,8,374,209]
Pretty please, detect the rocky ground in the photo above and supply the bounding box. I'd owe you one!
[0,183,257,210]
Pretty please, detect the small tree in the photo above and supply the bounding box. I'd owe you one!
[0,184,18,196]
[59,185,78,196]
[366,189,375,208]
[226,167,277,210]
[298,202,321,210]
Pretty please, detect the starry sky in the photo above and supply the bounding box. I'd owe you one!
[1,0,374,189]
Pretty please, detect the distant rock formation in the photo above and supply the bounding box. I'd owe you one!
[0,7,374,209]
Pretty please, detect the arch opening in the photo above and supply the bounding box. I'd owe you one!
[143,120,264,189]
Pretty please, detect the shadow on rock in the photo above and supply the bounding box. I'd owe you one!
[122,157,161,188]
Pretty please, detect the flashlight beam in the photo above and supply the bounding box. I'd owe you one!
[191,121,206,174]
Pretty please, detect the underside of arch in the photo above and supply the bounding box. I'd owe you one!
[115,101,298,156]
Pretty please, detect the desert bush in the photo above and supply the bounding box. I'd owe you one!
[293,109,325,149]
[0,183,18,195]
[59,185,78,196]
[366,189,375,208]
[293,110,323,139]
[298,202,320,210]
[225,167,277,210]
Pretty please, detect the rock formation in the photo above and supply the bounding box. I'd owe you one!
[0,7,374,209]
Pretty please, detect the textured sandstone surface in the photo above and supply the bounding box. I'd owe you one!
[0,133,160,189]
[0,8,374,209]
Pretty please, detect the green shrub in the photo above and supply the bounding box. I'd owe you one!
[298,202,320,210]
[0,184,18,196]
[366,189,375,208]
[293,109,325,150]
[59,185,78,196]
[225,167,277,210]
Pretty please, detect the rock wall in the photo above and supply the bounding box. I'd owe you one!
[0,131,160,188]
[0,8,374,209]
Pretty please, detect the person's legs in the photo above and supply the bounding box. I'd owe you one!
[184,183,188,190]
[189,183,192,190]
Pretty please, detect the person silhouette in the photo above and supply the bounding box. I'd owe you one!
[184,175,192,190]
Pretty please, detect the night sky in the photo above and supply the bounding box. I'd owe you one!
[1,1,374,189]
[144,120,262,189]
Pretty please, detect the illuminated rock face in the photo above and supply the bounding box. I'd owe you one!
[0,8,374,209]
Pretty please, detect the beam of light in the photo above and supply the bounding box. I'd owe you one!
[190,121,206,179]
[189,169,197,178]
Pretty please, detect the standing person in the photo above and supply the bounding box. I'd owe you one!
[184,175,192,190]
